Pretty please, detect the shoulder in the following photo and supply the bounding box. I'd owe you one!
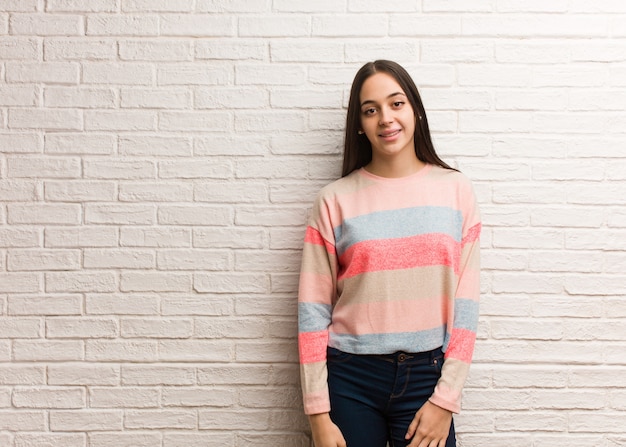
[427,165,475,195]
[315,170,368,203]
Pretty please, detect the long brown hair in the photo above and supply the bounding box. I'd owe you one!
[342,60,455,177]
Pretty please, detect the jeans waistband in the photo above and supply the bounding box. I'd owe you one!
[329,346,443,364]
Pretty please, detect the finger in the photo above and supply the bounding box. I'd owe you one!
[405,416,419,440]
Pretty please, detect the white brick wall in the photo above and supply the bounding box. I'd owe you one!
[0,1,625,446]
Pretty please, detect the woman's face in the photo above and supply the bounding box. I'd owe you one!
[359,72,417,165]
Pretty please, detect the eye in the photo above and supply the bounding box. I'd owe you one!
[392,101,405,108]
[362,107,377,116]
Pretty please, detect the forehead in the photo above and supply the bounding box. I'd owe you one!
[359,72,406,102]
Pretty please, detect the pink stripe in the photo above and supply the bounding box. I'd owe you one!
[338,233,460,280]
[331,298,447,335]
[298,330,328,364]
[304,226,336,255]
[298,272,333,304]
[462,222,481,246]
[445,327,476,363]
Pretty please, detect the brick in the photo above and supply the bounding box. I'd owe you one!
[344,41,418,64]
[121,87,192,109]
[119,135,192,156]
[0,181,39,202]
[46,37,116,61]
[44,87,116,108]
[533,65,608,87]
[423,0,495,12]
[44,180,116,202]
[89,433,162,447]
[85,110,156,131]
[119,182,193,202]
[10,13,84,36]
[12,387,85,409]
[125,410,196,429]
[86,340,158,362]
[196,0,270,12]
[273,0,344,12]
[83,62,154,85]
[120,39,194,61]
[50,410,122,431]
[194,135,269,156]
[236,341,298,363]
[194,317,265,339]
[46,317,118,338]
[194,181,267,203]
[195,39,266,60]
[498,0,568,12]
[235,250,300,272]
[0,133,42,153]
[162,387,235,407]
[120,272,191,292]
[8,249,81,271]
[239,15,310,37]
[158,64,233,85]
[84,159,154,179]
[0,411,45,430]
[160,14,235,37]
[123,0,194,12]
[120,227,191,248]
[13,340,83,361]
[85,204,155,225]
[120,318,193,338]
[157,249,230,271]
[8,295,82,316]
[86,294,160,315]
[158,205,232,226]
[0,86,37,106]
[9,109,81,130]
[194,273,269,294]
[496,41,571,64]
[122,365,195,385]
[48,364,120,386]
[87,14,158,36]
[6,62,79,84]
[0,273,41,293]
[159,159,232,179]
[14,433,86,447]
[196,87,269,109]
[570,412,626,433]
[8,156,81,179]
[199,410,269,430]
[45,133,115,155]
[158,340,232,362]
[422,41,494,63]
[197,365,271,386]
[161,294,232,316]
[46,271,117,293]
[0,365,45,385]
[46,0,116,11]
[0,229,41,248]
[159,111,231,131]
[0,37,39,59]
[45,227,118,248]
[463,15,607,37]
[236,64,305,85]
[1,0,38,11]
[89,387,159,408]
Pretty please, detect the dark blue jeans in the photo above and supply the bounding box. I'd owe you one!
[327,347,456,447]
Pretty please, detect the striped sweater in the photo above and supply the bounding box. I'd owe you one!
[298,164,481,415]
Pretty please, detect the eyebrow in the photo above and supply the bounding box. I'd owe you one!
[360,92,407,107]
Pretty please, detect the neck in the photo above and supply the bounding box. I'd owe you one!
[364,155,425,178]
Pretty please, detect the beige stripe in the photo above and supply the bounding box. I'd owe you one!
[337,264,457,306]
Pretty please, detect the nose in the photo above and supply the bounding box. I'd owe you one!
[378,107,393,125]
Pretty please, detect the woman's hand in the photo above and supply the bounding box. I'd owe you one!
[405,401,452,447]
[309,413,347,447]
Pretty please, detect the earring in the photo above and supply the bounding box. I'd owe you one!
[358,130,364,135]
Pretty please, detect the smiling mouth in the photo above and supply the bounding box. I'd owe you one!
[379,129,401,137]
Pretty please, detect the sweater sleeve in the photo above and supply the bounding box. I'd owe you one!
[429,181,481,414]
[298,193,338,415]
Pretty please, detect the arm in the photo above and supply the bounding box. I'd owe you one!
[407,183,482,446]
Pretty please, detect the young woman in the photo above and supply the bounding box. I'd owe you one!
[298,60,481,447]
